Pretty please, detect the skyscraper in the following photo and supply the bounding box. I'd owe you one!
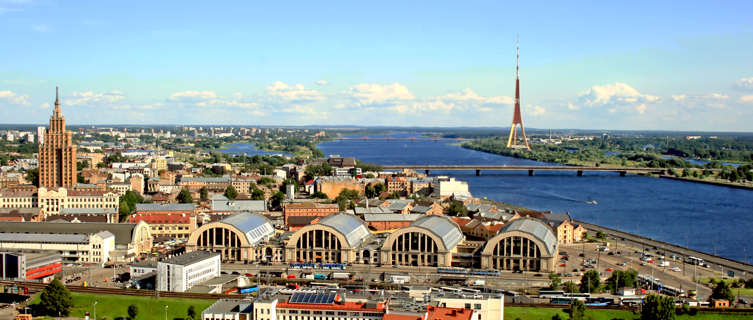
[38,87,77,188]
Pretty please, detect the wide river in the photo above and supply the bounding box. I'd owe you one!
[317,133,753,262]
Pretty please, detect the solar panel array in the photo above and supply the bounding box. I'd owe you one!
[289,292,336,304]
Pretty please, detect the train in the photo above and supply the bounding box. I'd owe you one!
[289,263,346,270]
[437,268,501,276]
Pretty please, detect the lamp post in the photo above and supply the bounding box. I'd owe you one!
[93,301,97,320]
[164,305,168,320]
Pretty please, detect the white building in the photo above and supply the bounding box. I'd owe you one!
[435,294,503,320]
[157,251,221,292]
[0,231,114,266]
[435,177,471,199]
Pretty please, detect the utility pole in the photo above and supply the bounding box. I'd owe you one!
[93,301,97,320]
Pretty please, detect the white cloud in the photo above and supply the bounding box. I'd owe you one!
[347,83,414,105]
[39,102,49,110]
[737,77,753,90]
[66,90,125,106]
[740,95,753,103]
[529,105,546,116]
[315,80,328,86]
[266,81,323,102]
[578,83,659,107]
[0,90,31,105]
[169,90,217,101]
[635,104,647,114]
[671,95,686,102]
[567,103,580,111]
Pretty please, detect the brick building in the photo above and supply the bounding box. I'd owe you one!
[38,88,77,189]
[283,201,339,230]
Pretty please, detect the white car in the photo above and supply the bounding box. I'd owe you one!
[671,267,681,272]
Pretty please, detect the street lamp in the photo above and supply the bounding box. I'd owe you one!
[93,301,98,320]
[164,305,168,320]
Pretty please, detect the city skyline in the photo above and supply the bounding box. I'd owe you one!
[1,1,753,131]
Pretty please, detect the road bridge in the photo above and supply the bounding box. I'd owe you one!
[380,164,668,176]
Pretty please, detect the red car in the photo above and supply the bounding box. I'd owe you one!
[245,273,254,277]
[606,268,614,272]
[287,275,297,279]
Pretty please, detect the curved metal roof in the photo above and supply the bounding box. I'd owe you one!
[499,218,558,256]
[318,213,370,248]
[221,212,274,245]
[410,215,464,250]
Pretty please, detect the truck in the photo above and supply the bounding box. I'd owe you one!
[391,275,411,284]
[331,272,350,280]
[303,274,315,280]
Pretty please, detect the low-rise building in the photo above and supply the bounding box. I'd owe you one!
[134,203,196,216]
[283,201,339,230]
[0,252,62,282]
[0,221,152,263]
[128,213,197,240]
[210,194,266,215]
[157,251,221,292]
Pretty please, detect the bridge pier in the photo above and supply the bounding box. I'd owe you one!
[476,169,481,176]
[577,170,583,177]
[619,171,627,177]
[528,169,534,176]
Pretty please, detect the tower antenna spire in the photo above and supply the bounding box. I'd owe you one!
[516,34,519,78]
[54,86,61,115]
[506,35,530,150]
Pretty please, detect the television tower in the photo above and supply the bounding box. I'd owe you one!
[506,37,531,150]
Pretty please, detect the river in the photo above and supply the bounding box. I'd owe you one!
[317,133,753,263]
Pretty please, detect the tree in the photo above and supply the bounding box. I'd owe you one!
[224,185,238,200]
[579,270,601,293]
[565,299,586,320]
[445,200,468,217]
[127,304,138,319]
[710,280,735,303]
[271,191,285,208]
[606,269,637,293]
[39,279,73,316]
[177,188,193,203]
[551,314,564,320]
[251,188,266,200]
[549,273,562,290]
[199,186,209,201]
[311,191,328,199]
[118,200,131,221]
[641,294,675,320]
[187,305,196,320]
[562,281,579,293]
[25,168,39,187]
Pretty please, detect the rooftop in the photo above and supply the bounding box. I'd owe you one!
[160,251,219,266]
[135,203,195,212]
[410,215,464,250]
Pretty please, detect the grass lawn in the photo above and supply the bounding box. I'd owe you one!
[505,307,753,320]
[29,292,214,320]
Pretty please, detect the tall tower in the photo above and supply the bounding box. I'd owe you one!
[38,87,77,188]
[506,38,531,150]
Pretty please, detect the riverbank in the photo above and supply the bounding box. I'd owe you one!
[660,175,753,190]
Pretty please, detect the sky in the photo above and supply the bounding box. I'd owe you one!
[1,0,753,131]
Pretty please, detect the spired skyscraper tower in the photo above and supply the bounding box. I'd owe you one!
[506,38,531,150]
[38,87,77,188]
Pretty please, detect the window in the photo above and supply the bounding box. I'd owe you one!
[474,304,481,310]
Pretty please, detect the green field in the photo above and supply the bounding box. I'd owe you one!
[504,307,753,320]
[29,292,214,320]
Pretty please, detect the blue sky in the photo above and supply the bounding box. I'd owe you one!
[1,0,753,131]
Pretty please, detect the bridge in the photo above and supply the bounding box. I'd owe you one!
[333,136,467,141]
[380,164,670,176]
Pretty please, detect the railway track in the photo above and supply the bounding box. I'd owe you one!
[0,281,242,300]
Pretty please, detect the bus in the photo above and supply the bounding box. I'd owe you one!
[620,296,644,306]
[440,286,462,294]
[319,263,346,270]
[686,256,704,266]
[661,285,685,297]
[290,263,316,269]
[438,268,468,275]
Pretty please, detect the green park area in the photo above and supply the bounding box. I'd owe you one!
[28,292,214,320]
[505,306,753,320]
